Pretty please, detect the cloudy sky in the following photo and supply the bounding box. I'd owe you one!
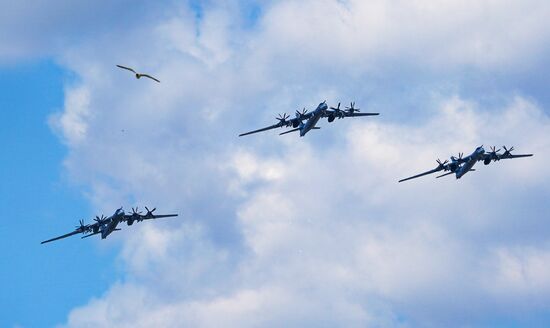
[1,0,550,327]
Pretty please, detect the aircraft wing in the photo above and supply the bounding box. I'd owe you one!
[479,152,533,162]
[239,123,286,137]
[41,230,82,244]
[499,153,533,160]
[141,214,178,221]
[343,112,380,117]
[239,116,305,137]
[399,167,444,183]
[123,213,178,221]
[321,110,379,119]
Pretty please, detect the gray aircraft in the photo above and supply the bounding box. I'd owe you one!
[41,207,178,244]
[399,146,533,183]
[239,101,379,137]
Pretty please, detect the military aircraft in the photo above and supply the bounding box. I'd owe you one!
[398,146,533,183]
[41,207,178,244]
[239,101,379,137]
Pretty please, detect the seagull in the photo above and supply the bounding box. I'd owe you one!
[116,65,160,83]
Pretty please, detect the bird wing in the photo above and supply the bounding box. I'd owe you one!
[116,65,136,74]
[141,74,161,83]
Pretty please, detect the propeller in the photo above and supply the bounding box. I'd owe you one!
[487,146,501,160]
[295,108,308,120]
[75,219,89,232]
[502,145,514,156]
[436,159,448,169]
[450,152,463,163]
[144,206,156,220]
[276,113,290,125]
[130,207,142,218]
[94,215,107,224]
[489,146,501,153]
[330,102,346,118]
[345,102,360,114]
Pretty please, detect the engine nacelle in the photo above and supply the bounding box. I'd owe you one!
[328,115,335,122]
[484,158,491,165]
[449,163,458,172]
[127,219,134,226]
[93,226,99,233]
[292,121,300,128]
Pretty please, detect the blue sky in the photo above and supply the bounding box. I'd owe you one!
[1,1,550,327]
[0,60,120,327]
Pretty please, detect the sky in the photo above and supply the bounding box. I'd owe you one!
[0,0,549,327]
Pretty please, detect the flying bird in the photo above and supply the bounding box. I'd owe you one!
[116,65,160,83]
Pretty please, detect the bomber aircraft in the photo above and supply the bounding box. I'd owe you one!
[239,101,379,137]
[398,145,533,183]
[41,207,178,244]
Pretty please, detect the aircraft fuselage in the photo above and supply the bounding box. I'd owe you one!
[455,146,485,179]
[300,102,328,136]
[100,208,125,239]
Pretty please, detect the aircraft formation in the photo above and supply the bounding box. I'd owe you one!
[41,65,535,244]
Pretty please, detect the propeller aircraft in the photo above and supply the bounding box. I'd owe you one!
[239,101,379,137]
[41,207,178,244]
[398,146,533,183]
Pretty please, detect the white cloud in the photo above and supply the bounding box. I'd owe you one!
[41,1,550,327]
[60,93,550,327]
[258,0,550,72]
[0,0,170,63]
[50,86,92,146]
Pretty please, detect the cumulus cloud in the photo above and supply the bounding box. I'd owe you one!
[41,0,550,327]
[63,93,550,327]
